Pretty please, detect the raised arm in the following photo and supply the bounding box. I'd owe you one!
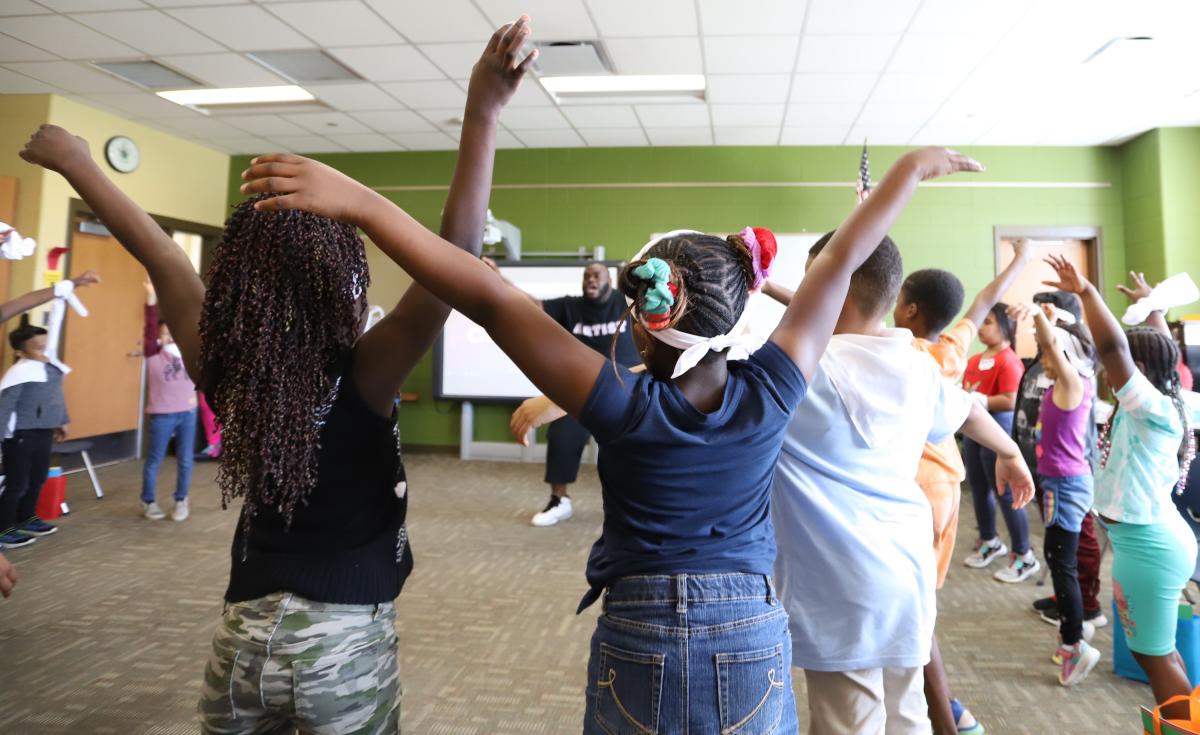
[769,148,983,380]
[760,279,795,307]
[20,126,204,378]
[1116,270,1171,336]
[240,161,605,417]
[960,400,1035,509]
[0,270,99,323]
[1011,302,1083,410]
[143,279,162,358]
[1044,254,1135,390]
[350,17,538,413]
[963,237,1035,327]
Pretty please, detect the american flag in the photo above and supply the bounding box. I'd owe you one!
[856,140,871,203]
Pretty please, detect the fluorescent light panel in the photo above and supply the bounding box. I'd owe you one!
[158,85,314,106]
[541,74,706,101]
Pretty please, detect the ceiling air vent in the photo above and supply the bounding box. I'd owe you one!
[532,40,614,76]
[92,60,201,90]
[247,49,362,82]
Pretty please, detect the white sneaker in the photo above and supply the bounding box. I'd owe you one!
[1060,640,1101,686]
[172,499,189,522]
[994,552,1041,583]
[1051,621,1096,665]
[1085,609,1109,628]
[531,495,572,527]
[964,538,1008,568]
[143,502,165,520]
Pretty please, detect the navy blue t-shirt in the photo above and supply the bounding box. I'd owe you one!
[576,339,807,610]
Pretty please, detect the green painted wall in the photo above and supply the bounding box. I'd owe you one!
[1119,130,1167,280]
[1158,128,1200,299]
[229,144,1132,447]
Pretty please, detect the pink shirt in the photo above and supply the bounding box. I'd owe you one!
[145,304,197,415]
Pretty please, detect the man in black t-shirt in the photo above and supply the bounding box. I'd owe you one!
[487,260,638,526]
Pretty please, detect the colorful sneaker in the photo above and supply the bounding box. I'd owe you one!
[1033,596,1057,613]
[20,518,57,536]
[964,538,1008,568]
[950,698,985,734]
[172,499,189,522]
[994,551,1040,583]
[1051,622,1095,664]
[142,502,166,520]
[1039,607,1061,625]
[531,495,572,527]
[1084,608,1109,628]
[1059,640,1101,686]
[195,444,221,461]
[0,529,36,548]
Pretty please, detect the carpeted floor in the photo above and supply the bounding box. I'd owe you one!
[0,453,1153,733]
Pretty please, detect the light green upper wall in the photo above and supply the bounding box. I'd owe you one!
[232,143,1134,446]
[1158,128,1200,294]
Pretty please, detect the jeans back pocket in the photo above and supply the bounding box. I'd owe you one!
[594,643,664,735]
[716,644,785,734]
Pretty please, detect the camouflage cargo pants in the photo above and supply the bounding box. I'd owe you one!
[198,592,401,734]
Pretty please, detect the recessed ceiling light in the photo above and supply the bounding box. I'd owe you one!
[246,50,362,83]
[540,74,705,102]
[158,85,315,107]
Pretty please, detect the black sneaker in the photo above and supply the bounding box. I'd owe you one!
[1084,608,1109,628]
[1033,596,1057,613]
[1040,606,1061,625]
[0,529,36,548]
[21,518,57,536]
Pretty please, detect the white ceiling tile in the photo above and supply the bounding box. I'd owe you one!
[869,73,963,103]
[711,103,783,127]
[74,10,223,55]
[204,135,274,154]
[37,0,144,10]
[604,37,703,75]
[789,73,878,103]
[0,36,56,62]
[146,0,249,5]
[3,61,136,92]
[714,127,779,145]
[148,115,247,138]
[501,106,570,130]
[219,114,311,136]
[84,92,200,118]
[856,101,937,126]
[0,67,57,93]
[328,45,443,82]
[909,0,1033,34]
[477,0,597,39]
[507,79,554,107]
[586,0,696,37]
[561,105,639,128]
[419,42,481,77]
[366,0,493,43]
[645,127,712,145]
[352,109,436,132]
[494,130,525,148]
[887,34,994,74]
[635,103,709,127]
[306,82,401,111]
[844,124,920,144]
[324,132,401,151]
[288,111,373,135]
[0,1,52,14]
[268,134,348,152]
[698,0,807,35]
[0,15,139,59]
[388,131,456,149]
[806,0,920,34]
[265,1,404,47]
[706,74,790,104]
[908,123,992,146]
[377,80,466,109]
[160,53,288,87]
[795,35,899,73]
[784,102,860,126]
[577,128,648,146]
[416,107,466,128]
[512,129,585,148]
[166,5,313,51]
[704,36,797,74]
[779,126,848,144]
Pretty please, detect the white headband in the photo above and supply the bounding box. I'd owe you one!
[630,229,764,378]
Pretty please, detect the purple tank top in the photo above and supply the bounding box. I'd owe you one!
[1037,379,1093,477]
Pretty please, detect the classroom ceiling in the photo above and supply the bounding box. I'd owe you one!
[1,0,1199,153]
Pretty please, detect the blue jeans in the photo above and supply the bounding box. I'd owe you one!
[142,409,196,503]
[963,410,1031,554]
[583,573,799,734]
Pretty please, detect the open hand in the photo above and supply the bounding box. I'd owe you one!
[899,147,985,182]
[1006,302,1035,324]
[0,553,16,599]
[240,154,381,225]
[467,16,537,118]
[1041,254,1087,294]
[71,270,101,288]
[1116,270,1153,302]
[510,395,566,446]
[996,453,1035,510]
[54,424,69,443]
[19,124,92,175]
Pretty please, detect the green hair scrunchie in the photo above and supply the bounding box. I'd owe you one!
[632,258,674,315]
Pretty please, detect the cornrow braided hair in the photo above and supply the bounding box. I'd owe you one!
[610,232,754,373]
[1098,327,1196,492]
[199,194,369,535]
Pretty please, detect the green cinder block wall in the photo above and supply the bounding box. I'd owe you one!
[229,143,1139,447]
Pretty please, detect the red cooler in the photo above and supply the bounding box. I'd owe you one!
[36,467,66,521]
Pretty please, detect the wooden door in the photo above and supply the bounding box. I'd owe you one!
[996,238,1093,358]
[63,232,144,438]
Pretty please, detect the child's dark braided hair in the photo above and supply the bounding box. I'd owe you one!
[199,194,369,531]
[1099,326,1196,491]
[989,302,1017,346]
[610,232,755,370]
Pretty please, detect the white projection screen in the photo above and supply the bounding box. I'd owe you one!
[434,234,822,402]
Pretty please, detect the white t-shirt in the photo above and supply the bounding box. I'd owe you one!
[772,329,974,671]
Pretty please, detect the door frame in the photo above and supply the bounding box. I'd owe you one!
[993,225,1104,287]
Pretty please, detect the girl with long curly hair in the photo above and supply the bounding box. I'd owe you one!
[20,18,537,732]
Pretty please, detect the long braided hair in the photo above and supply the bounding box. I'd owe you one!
[611,232,755,371]
[1099,327,1196,491]
[199,194,369,530]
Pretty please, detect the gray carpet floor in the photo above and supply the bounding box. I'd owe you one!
[0,453,1150,733]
